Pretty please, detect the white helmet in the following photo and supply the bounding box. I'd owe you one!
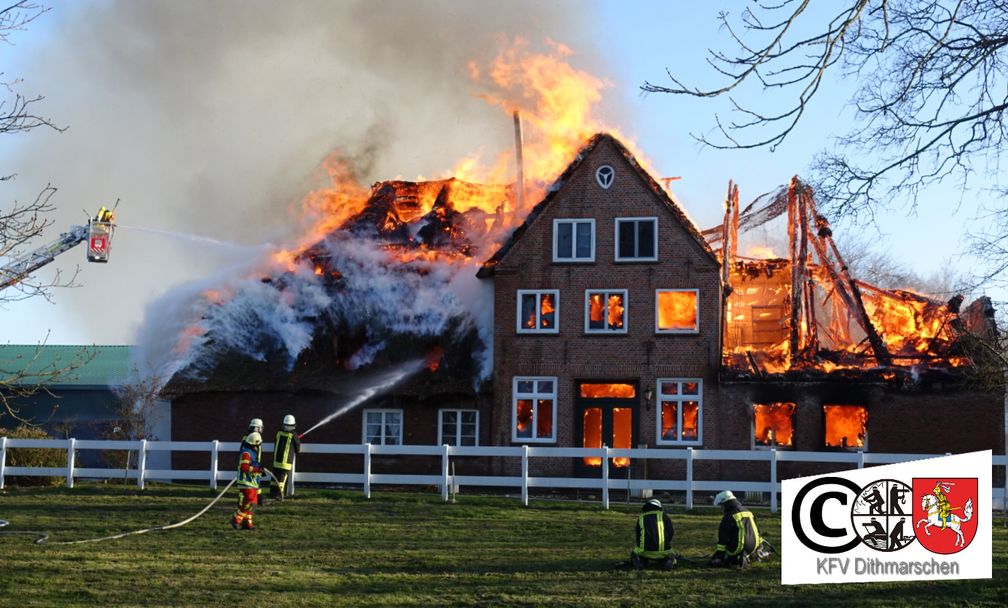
[714,490,736,506]
[245,432,262,446]
[644,498,663,511]
[283,414,296,427]
[249,418,263,431]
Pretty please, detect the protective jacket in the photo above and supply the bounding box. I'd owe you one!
[236,445,262,489]
[633,507,674,559]
[273,430,301,471]
[713,499,761,564]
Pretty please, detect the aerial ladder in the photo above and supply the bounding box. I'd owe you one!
[0,206,117,290]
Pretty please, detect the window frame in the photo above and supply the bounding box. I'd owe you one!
[614,217,658,262]
[655,378,703,446]
[511,376,558,444]
[438,408,479,447]
[552,218,596,263]
[750,402,796,450]
[584,289,629,334]
[362,408,404,446]
[654,288,700,334]
[516,289,560,334]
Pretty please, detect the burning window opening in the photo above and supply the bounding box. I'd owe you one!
[513,378,555,441]
[578,383,636,399]
[581,407,632,467]
[656,289,699,333]
[518,290,558,332]
[823,404,867,449]
[753,402,795,448]
[582,407,602,466]
[586,290,626,332]
[613,407,632,467]
[707,177,991,381]
[657,379,701,443]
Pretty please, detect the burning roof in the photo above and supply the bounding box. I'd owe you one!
[709,177,998,384]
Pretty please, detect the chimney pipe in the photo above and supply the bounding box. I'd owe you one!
[513,110,525,212]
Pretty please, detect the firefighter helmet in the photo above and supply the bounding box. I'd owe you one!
[249,418,263,431]
[643,498,663,511]
[283,414,296,427]
[713,490,736,506]
[245,432,262,446]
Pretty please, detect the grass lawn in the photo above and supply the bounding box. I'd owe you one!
[0,483,1005,607]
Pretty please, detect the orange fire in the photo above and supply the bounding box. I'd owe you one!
[661,401,699,441]
[657,290,698,332]
[540,293,555,328]
[608,294,624,328]
[753,402,795,447]
[579,383,636,399]
[425,346,444,372]
[823,405,867,448]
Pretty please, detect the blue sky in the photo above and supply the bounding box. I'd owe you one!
[0,1,998,346]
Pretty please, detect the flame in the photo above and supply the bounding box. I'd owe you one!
[753,402,795,447]
[608,294,624,328]
[824,405,867,448]
[579,383,636,399]
[540,293,555,328]
[657,290,698,331]
[425,346,444,372]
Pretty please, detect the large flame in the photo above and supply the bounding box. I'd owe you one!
[823,405,867,448]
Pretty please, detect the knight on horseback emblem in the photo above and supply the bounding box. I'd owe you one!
[912,477,978,554]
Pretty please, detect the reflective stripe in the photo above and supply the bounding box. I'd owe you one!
[236,448,261,489]
[274,431,294,470]
[727,511,761,557]
[634,512,673,559]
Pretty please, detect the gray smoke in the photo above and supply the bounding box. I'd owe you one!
[0,0,610,345]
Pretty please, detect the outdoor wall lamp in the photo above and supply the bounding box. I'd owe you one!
[644,387,654,410]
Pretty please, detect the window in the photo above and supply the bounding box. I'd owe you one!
[363,409,402,445]
[615,217,657,261]
[512,377,556,442]
[595,165,615,189]
[753,402,795,448]
[553,219,595,262]
[517,290,559,333]
[656,379,702,445]
[585,289,627,333]
[655,289,699,333]
[823,404,867,449]
[439,409,478,447]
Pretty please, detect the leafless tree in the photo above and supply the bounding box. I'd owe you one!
[1,2,89,423]
[642,0,1008,289]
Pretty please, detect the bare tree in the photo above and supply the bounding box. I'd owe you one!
[1,2,90,423]
[642,1,1008,289]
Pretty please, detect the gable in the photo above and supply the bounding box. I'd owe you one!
[477,132,719,277]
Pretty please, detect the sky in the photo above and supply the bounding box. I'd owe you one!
[0,0,1000,347]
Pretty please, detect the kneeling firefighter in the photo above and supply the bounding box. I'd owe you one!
[231,432,264,530]
[709,490,769,567]
[270,414,301,500]
[630,498,676,570]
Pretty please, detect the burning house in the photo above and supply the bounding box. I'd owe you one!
[161,132,1003,481]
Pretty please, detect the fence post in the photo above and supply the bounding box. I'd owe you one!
[521,445,529,507]
[210,440,219,490]
[137,439,148,489]
[363,442,372,499]
[0,436,6,490]
[685,447,693,510]
[857,449,865,469]
[770,448,778,514]
[288,456,295,497]
[66,438,76,489]
[441,444,450,502]
[602,445,610,510]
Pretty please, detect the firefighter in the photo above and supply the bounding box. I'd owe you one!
[243,418,266,506]
[231,432,263,530]
[270,414,301,500]
[709,490,767,567]
[630,498,676,570]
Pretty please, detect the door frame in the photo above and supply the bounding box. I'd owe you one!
[573,380,639,477]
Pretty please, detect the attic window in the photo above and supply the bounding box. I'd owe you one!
[615,217,657,261]
[553,218,595,262]
[596,165,614,189]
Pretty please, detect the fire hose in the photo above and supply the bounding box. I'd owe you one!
[0,467,276,545]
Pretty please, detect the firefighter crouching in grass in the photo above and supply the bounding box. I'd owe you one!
[270,414,301,500]
[630,498,676,570]
[243,418,266,506]
[708,490,770,567]
[231,432,264,530]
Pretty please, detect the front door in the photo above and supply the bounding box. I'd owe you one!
[575,382,637,476]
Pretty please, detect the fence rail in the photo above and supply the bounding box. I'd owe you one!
[1,436,1004,513]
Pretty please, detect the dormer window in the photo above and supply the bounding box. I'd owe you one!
[615,217,657,262]
[553,219,595,262]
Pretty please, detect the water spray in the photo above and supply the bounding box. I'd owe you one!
[300,359,425,438]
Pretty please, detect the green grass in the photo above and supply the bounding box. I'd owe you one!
[0,483,1005,607]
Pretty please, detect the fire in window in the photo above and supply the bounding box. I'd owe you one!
[580,406,632,468]
[656,289,698,333]
[579,383,636,399]
[823,405,867,448]
[513,378,555,441]
[586,290,626,332]
[518,290,558,332]
[753,402,795,447]
[658,379,701,443]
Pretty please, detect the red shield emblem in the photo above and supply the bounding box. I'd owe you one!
[912,478,978,554]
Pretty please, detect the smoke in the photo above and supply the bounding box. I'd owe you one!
[0,0,609,345]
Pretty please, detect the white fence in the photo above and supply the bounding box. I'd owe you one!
[1,436,1005,513]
